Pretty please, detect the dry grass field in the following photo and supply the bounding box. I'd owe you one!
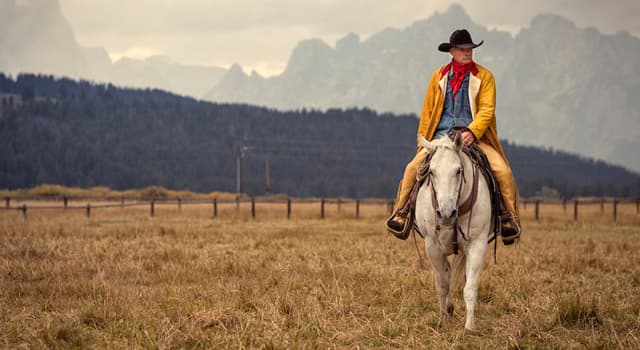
[1,201,639,349]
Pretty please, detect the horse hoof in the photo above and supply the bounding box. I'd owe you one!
[447,304,454,316]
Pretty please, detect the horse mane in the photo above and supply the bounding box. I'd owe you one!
[431,136,458,152]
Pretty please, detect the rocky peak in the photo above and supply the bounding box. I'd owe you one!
[336,33,360,53]
[442,3,470,21]
[529,13,577,33]
[249,70,263,79]
[285,39,334,75]
[431,3,473,28]
[227,63,247,77]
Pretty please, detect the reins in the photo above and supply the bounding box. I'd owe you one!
[425,147,474,255]
[411,142,500,267]
[412,142,501,269]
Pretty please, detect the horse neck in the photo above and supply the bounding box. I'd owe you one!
[458,149,474,204]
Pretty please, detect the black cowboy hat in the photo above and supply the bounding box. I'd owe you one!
[438,29,483,52]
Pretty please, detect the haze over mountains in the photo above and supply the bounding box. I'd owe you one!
[0,0,226,98]
[1,1,639,173]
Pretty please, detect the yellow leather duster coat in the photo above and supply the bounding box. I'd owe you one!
[416,63,509,165]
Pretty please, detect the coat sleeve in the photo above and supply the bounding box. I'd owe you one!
[417,69,441,145]
[467,71,496,140]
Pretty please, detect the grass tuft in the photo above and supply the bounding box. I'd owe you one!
[556,294,601,327]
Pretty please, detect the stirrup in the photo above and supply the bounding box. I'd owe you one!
[500,212,521,245]
[385,210,413,240]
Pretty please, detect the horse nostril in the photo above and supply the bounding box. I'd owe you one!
[451,209,457,218]
[436,210,442,219]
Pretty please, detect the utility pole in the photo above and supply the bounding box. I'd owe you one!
[236,142,243,194]
[265,159,271,195]
[236,142,248,194]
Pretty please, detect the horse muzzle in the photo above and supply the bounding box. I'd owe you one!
[436,208,458,226]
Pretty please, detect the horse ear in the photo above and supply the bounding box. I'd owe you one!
[453,131,463,150]
[418,134,434,152]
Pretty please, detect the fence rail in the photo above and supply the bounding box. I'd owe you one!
[521,198,640,224]
[0,196,394,220]
[1,196,639,223]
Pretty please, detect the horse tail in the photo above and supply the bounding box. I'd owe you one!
[450,254,467,293]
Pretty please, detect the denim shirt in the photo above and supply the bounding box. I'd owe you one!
[433,72,473,139]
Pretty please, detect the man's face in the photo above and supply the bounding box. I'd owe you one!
[450,47,473,64]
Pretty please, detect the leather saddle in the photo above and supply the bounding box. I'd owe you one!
[387,133,503,241]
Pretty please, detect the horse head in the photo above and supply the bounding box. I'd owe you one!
[418,132,465,226]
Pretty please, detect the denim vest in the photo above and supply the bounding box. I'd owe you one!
[434,72,473,139]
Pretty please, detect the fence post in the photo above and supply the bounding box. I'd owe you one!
[213,198,218,218]
[534,200,540,222]
[178,197,182,212]
[637,198,639,216]
[236,196,240,213]
[4,197,9,209]
[86,203,91,218]
[613,199,618,224]
[355,199,360,219]
[320,198,325,219]
[523,201,527,211]
[388,200,394,215]
[562,199,567,213]
[21,205,27,220]
[150,199,155,217]
[600,198,605,214]
[573,200,579,223]
[287,198,291,220]
[251,197,256,219]
[63,196,68,209]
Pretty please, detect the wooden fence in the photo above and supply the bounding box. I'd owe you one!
[0,196,394,221]
[1,196,639,223]
[521,198,640,224]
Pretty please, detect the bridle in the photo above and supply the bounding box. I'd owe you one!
[424,146,480,255]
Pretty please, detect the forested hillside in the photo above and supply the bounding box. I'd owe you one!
[1,74,638,198]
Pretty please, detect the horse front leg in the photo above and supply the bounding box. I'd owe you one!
[425,238,453,319]
[463,238,488,330]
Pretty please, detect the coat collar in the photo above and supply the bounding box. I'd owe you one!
[437,68,482,119]
[438,69,481,94]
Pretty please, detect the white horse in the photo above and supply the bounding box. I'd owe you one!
[414,133,492,330]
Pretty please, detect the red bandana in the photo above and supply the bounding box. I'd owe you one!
[440,60,478,100]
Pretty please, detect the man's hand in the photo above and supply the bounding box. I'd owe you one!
[461,130,475,146]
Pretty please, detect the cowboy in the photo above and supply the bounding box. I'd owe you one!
[386,29,521,245]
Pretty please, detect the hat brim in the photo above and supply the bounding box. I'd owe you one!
[438,40,483,52]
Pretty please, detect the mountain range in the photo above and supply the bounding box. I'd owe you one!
[1,1,639,173]
[205,5,640,173]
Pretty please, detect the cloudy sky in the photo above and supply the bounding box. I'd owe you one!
[59,0,640,76]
